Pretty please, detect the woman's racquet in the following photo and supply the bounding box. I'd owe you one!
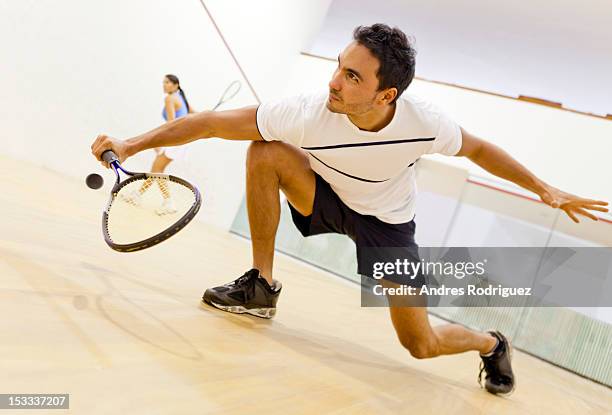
[211,80,242,110]
[101,150,201,252]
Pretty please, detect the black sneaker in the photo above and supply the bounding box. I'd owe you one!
[202,269,281,319]
[478,331,515,396]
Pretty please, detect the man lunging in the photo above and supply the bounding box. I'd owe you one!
[91,24,608,396]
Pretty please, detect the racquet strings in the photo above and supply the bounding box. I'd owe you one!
[211,80,242,110]
[105,176,197,245]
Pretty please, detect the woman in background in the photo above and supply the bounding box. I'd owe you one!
[123,74,195,215]
[154,74,195,172]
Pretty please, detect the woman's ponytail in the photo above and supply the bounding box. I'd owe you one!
[178,86,190,112]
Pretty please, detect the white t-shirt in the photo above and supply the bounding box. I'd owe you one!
[256,92,462,224]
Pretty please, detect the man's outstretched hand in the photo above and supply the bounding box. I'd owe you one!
[539,185,609,223]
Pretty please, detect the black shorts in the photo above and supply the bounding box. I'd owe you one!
[288,174,426,286]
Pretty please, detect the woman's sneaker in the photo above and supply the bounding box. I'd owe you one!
[478,331,516,395]
[155,198,178,216]
[202,269,281,319]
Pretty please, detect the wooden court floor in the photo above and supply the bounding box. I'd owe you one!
[1,155,610,414]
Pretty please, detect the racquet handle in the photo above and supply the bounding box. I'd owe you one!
[101,150,119,164]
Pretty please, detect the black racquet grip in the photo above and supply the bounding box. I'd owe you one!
[101,150,119,164]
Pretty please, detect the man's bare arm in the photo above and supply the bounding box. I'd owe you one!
[91,106,263,164]
[455,127,547,195]
[456,127,608,222]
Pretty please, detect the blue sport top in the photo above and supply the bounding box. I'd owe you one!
[162,92,188,120]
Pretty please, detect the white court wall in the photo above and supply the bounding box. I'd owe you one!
[0,0,251,229]
[0,0,332,230]
[308,0,612,117]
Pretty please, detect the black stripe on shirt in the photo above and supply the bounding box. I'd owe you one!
[307,152,389,183]
[308,154,420,184]
[301,137,435,151]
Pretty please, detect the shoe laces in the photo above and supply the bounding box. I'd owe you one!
[228,270,259,296]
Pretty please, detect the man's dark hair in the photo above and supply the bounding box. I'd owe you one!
[353,24,416,102]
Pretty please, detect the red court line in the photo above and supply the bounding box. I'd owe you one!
[466,178,612,225]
